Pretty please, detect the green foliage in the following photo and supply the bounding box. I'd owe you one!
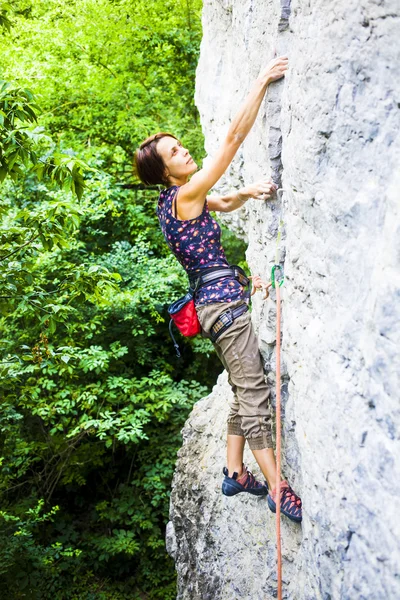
[0,80,89,195]
[0,2,232,598]
[0,2,12,32]
[0,154,221,595]
[0,0,205,176]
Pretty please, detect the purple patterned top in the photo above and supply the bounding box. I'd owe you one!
[156,185,245,306]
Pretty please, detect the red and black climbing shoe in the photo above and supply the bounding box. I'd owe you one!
[222,465,269,497]
[267,480,302,523]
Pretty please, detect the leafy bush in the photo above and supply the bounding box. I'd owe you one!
[0,1,247,597]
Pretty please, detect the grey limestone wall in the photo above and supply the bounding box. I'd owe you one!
[166,0,400,598]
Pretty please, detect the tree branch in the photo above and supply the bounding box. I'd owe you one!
[0,232,40,261]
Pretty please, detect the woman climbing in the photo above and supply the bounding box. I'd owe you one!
[134,56,302,523]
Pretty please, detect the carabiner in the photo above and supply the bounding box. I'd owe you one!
[271,264,284,288]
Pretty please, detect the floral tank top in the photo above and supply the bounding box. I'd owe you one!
[156,185,245,306]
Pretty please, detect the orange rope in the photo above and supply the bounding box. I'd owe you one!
[252,264,283,597]
[275,278,282,600]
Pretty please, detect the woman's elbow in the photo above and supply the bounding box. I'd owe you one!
[226,131,244,147]
[216,198,232,213]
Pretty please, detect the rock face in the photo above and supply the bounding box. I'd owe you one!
[166,1,400,598]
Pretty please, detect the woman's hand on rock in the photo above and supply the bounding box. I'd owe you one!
[258,56,288,85]
[249,275,272,299]
[240,179,278,201]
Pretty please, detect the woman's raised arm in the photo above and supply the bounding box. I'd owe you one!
[178,56,288,212]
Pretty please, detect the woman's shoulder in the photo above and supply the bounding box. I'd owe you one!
[158,185,176,204]
[157,186,179,218]
[174,183,209,220]
[159,185,179,198]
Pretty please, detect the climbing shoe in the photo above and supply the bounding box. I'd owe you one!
[222,465,269,497]
[267,480,302,523]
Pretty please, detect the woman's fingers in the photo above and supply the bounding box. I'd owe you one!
[249,275,268,288]
[254,180,278,199]
[249,275,272,299]
[240,179,278,201]
[259,56,289,82]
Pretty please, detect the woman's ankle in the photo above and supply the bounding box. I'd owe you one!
[270,479,288,495]
[228,463,244,478]
[236,465,248,483]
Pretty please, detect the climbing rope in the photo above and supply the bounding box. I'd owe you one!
[272,262,284,600]
[273,187,285,600]
[271,188,284,600]
[251,188,286,599]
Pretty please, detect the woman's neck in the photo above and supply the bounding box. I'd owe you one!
[167,175,190,187]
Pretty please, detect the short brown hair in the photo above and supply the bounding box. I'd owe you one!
[134,132,180,187]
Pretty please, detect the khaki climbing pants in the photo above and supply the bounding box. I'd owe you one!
[196,298,273,450]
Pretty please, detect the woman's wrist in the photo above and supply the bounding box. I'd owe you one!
[237,190,248,204]
[256,75,272,88]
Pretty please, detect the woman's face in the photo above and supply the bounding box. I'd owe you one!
[156,136,197,185]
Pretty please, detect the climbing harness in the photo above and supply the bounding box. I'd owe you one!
[168,264,251,357]
[188,264,250,292]
[190,264,251,344]
[209,302,249,343]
